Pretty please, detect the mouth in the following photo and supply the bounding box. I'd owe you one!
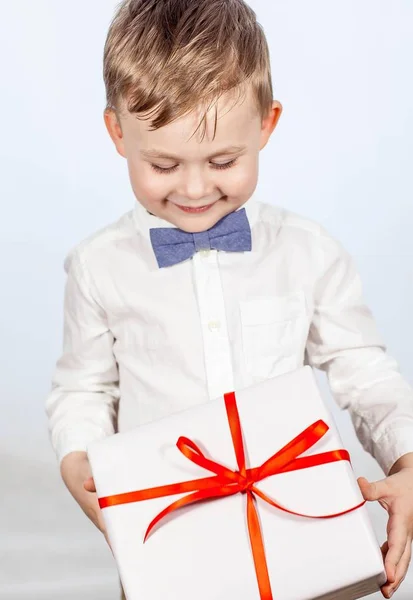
[173,197,225,214]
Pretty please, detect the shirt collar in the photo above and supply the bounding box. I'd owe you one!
[132,192,259,241]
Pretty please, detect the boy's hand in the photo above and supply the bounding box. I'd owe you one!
[358,467,413,598]
[60,451,112,552]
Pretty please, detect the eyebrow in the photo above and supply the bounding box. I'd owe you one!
[140,145,247,161]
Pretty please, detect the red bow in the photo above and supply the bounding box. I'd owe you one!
[99,391,365,599]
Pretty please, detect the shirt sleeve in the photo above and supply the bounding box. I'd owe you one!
[45,250,120,466]
[305,229,413,475]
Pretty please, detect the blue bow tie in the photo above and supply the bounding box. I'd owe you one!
[149,208,252,268]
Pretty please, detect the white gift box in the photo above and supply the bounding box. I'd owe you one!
[87,366,386,600]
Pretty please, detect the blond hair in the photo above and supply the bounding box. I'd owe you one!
[103,0,273,139]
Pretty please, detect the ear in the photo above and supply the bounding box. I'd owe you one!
[260,100,283,150]
[103,109,127,158]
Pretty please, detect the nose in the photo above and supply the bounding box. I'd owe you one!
[178,167,215,203]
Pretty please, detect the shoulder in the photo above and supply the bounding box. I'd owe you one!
[256,200,346,252]
[63,210,135,274]
[256,200,325,238]
[254,201,352,278]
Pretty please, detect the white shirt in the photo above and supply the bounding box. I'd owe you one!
[45,195,413,474]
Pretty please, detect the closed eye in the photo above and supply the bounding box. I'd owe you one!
[150,158,238,174]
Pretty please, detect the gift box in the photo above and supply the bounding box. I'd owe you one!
[87,366,386,600]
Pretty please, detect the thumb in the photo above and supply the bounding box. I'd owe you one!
[357,476,387,501]
[83,476,96,493]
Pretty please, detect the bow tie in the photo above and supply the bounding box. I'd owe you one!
[149,208,252,268]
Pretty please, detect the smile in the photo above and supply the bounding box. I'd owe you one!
[174,202,216,213]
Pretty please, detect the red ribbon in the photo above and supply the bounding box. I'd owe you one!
[99,391,365,600]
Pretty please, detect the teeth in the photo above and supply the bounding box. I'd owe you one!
[179,204,211,211]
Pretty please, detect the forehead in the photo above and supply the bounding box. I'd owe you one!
[120,86,260,151]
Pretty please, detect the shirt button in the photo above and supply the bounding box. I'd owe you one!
[208,320,221,332]
[200,249,211,258]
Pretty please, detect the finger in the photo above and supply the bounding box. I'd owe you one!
[384,515,408,583]
[391,540,412,595]
[83,477,96,492]
[103,530,113,553]
[98,513,113,553]
[381,538,411,598]
[357,476,389,502]
[97,510,106,533]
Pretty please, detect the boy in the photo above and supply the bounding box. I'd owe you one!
[46,1,413,598]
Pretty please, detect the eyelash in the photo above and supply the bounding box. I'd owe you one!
[150,158,238,175]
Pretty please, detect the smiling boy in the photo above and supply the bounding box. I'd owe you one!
[46,1,413,598]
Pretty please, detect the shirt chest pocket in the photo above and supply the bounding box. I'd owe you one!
[239,292,309,380]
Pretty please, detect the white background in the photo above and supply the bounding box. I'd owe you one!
[1,1,412,598]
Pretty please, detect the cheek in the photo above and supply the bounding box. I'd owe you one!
[128,160,168,199]
[226,160,258,195]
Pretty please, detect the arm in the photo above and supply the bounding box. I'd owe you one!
[45,250,120,544]
[389,452,413,475]
[305,231,413,597]
[46,249,120,466]
[305,231,413,476]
